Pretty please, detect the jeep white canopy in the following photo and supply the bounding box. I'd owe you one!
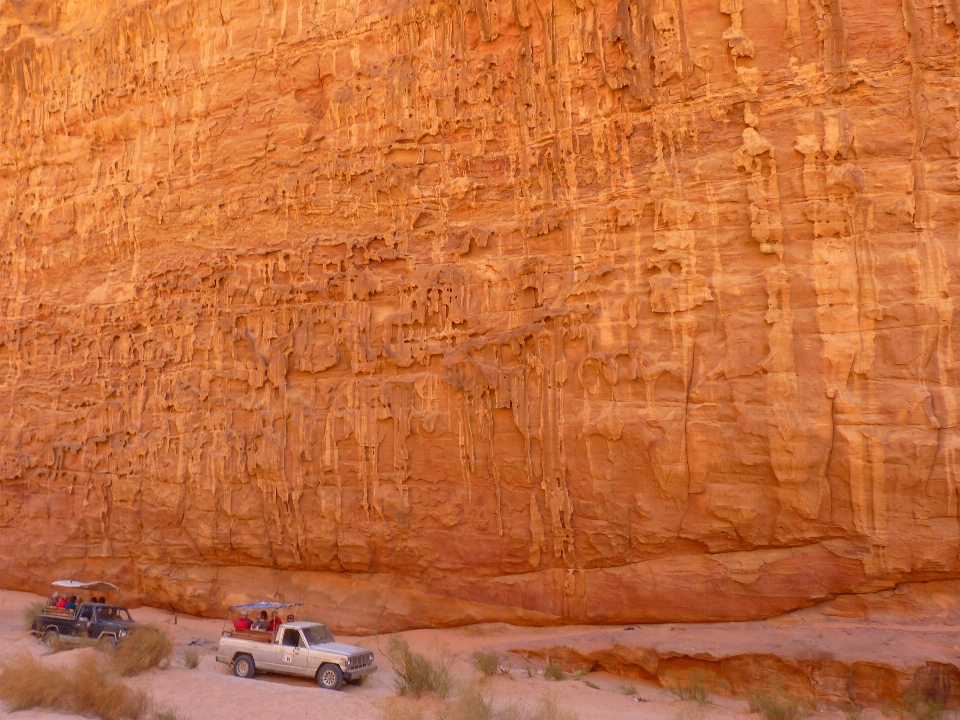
[50,580,120,593]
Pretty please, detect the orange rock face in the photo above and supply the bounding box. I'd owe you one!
[1,0,959,631]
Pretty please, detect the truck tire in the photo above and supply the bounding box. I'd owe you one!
[42,629,59,648]
[317,663,344,690]
[97,634,118,650]
[233,654,256,679]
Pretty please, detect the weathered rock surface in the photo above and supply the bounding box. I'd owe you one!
[1,0,959,630]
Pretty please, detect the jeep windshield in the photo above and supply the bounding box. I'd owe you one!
[302,624,333,645]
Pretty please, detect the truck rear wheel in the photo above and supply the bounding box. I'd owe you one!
[42,629,59,648]
[233,654,256,679]
[317,663,343,690]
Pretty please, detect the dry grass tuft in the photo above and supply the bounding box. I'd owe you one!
[111,625,173,677]
[152,706,190,720]
[0,651,149,720]
[890,691,946,720]
[665,670,711,705]
[179,648,200,670]
[747,686,812,720]
[472,650,508,677]
[542,663,566,681]
[526,696,578,720]
[384,636,453,699]
[617,683,638,696]
[437,686,499,720]
[24,602,46,631]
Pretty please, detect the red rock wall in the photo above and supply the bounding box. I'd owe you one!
[1,0,959,631]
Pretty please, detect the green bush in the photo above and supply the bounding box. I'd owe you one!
[384,636,453,699]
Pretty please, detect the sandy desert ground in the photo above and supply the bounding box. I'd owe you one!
[0,588,957,720]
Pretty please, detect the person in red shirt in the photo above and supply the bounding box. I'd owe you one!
[266,612,281,632]
[233,610,252,630]
[55,595,68,609]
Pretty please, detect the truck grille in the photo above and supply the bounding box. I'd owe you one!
[351,652,374,668]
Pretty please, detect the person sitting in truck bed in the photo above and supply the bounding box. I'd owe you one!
[267,612,281,632]
[65,596,77,611]
[55,595,68,609]
[233,610,252,631]
[47,592,60,607]
[252,611,270,631]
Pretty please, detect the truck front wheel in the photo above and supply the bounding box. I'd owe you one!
[317,663,343,690]
[233,654,256,679]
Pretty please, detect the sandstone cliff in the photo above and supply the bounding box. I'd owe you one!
[0,0,959,631]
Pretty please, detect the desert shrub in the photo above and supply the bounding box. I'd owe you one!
[111,625,172,677]
[666,670,710,705]
[438,686,497,720]
[617,683,638,696]
[473,650,507,677]
[543,663,566,681]
[894,691,946,720]
[0,651,148,720]
[24,601,46,631]
[179,648,200,670]
[747,687,811,720]
[384,636,453,699]
[583,680,599,690]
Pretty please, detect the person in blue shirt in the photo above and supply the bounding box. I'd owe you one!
[64,596,77,611]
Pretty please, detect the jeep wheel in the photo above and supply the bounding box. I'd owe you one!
[42,630,59,648]
[97,634,118,650]
[233,654,256,679]
[317,663,344,690]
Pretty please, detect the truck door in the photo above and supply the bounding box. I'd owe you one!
[275,628,309,675]
[76,605,94,638]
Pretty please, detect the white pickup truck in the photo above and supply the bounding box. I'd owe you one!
[216,620,376,690]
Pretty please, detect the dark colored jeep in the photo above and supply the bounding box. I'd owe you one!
[32,602,135,648]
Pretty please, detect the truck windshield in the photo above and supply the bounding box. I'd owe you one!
[301,624,333,645]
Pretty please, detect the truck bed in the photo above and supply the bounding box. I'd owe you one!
[224,629,273,643]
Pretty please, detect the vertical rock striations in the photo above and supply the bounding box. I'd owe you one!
[0,0,959,630]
